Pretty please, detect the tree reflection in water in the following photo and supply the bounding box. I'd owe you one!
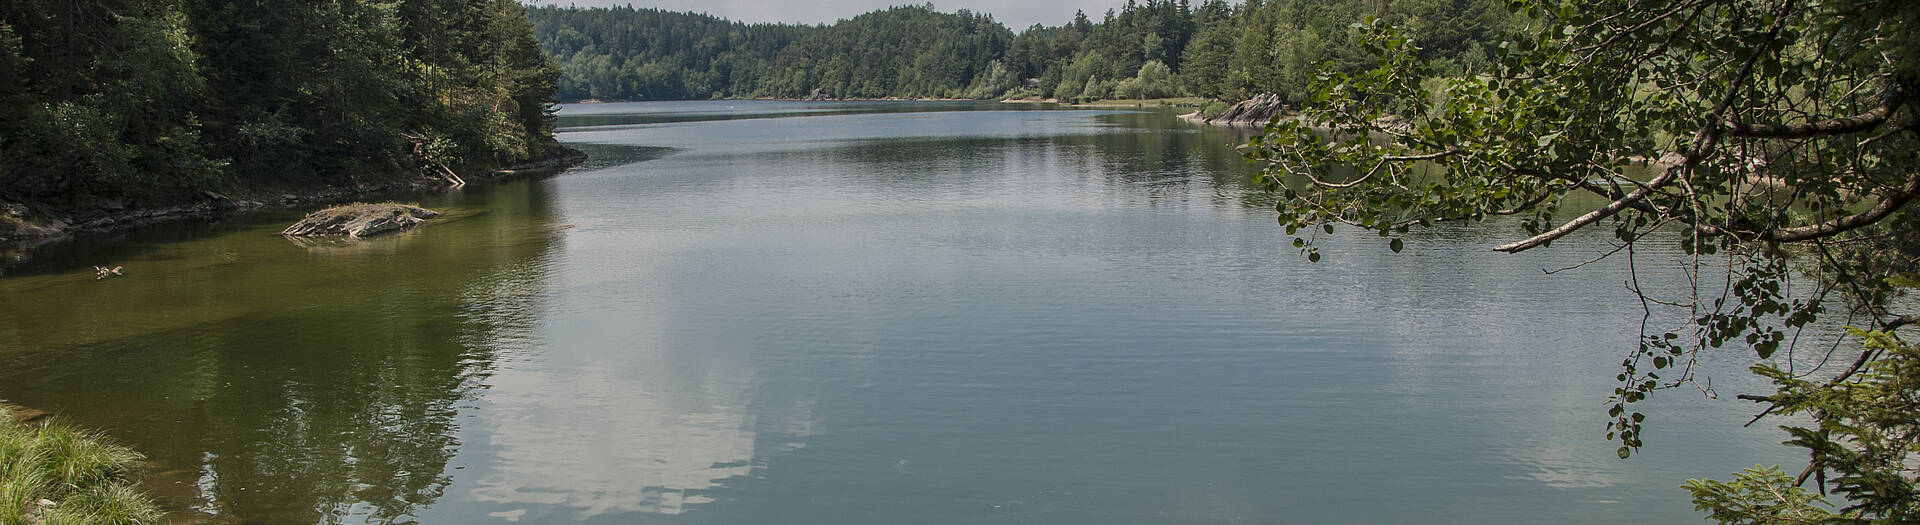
[0,179,564,524]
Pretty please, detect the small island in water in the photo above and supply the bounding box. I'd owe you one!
[282,203,442,238]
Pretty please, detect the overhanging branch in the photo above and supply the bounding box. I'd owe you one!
[1494,0,1797,254]
[1719,91,1904,138]
[1494,153,1686,253]
[1305,150,1463,189]
[1757,171,1920,242]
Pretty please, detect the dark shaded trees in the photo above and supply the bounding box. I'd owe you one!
[766,6,1012,99]
[0,0,563,210]
[1,0,217,206]
[527,4,1014,100]
[526,6,806,100]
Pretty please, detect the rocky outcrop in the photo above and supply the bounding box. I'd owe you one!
[1183,94,1415,134]
[1197,93,1286,126]
[1371,114,1413,134]
[0,203,60,240]
[803,88,837,101]
[282,203,441,237]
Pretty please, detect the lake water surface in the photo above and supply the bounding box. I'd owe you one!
[1,101,1802,523]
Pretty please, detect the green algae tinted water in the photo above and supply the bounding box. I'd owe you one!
[1,101,1800,523]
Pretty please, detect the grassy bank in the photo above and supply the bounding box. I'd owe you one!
[0,405,161,525]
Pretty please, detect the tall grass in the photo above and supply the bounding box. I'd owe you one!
[0,405,161,525]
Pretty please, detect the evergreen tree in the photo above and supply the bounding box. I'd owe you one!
[0,0,564,210]
[525,1,1513,104]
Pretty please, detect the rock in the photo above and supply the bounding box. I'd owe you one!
[9,407,52,424]
[1203,93,1286,126]
[281,203,441,238]
[802,88,836,101]
[202,190,238,210]
[1371,114,1413,134]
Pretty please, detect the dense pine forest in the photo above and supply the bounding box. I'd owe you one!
[526,0,1512,103]
[0,0,565,212]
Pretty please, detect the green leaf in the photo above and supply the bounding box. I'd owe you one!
[1389,238,1403,253]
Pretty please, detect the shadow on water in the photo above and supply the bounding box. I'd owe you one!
[563,143,679,172]
[0,178,566,524]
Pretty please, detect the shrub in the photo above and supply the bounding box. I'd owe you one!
[0,406,162,525]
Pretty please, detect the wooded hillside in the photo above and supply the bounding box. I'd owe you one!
[526,0,1513,103]
[0,0,565,210]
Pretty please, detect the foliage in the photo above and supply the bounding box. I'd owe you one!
[526,0,1515,103]
[1242,0,1919,518]
[1746,329,1918,520]
[1686,330,1919,523]
[0,406,163,525]
[1684,465,1836,524]
[0,0,563,210]
[526,4,1008,100]
[1114,61,1181,100]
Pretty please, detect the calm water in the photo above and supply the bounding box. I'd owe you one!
[0,101,1805,523]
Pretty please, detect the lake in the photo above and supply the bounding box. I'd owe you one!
[0,101,1800,523]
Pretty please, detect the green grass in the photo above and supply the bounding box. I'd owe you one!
[0,405,162,525]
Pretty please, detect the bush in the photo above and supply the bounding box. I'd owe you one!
[0,406,162,525]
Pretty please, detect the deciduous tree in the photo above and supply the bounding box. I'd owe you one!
[1245,0,1918,518]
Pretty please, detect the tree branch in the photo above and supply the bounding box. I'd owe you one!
[1495,0,1797,253]
[1494,153,1686,253]
[1756,170,1920,242]
[1307,150,1463,189]
[1719,91,1904,138]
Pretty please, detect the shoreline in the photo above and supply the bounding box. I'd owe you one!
[0,150,587,248]
[0,95,1264,250]
[563,96,985,104]
[561,95,1236,113]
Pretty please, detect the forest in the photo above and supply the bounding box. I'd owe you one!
[526,0,1512,104]
[0,0,565,211]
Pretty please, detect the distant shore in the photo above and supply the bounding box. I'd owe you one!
[558,95,1229,110]
[561,96,981,104]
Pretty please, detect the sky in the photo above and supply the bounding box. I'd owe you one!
[524,1,1131,30]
